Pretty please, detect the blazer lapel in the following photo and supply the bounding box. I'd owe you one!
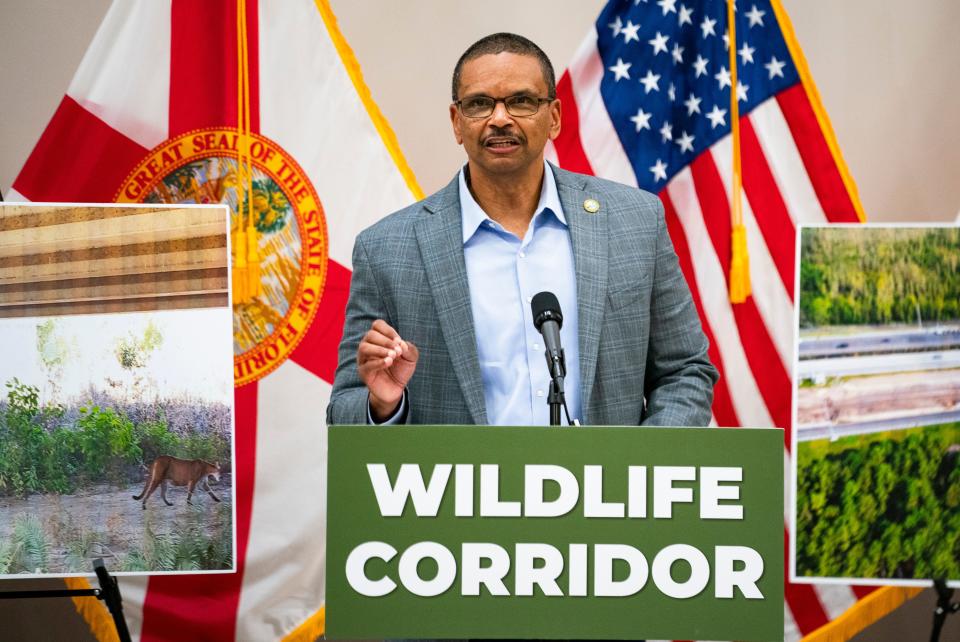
[552,164,608,422]
[415,176,488,424]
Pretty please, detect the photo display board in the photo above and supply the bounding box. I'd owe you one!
[0,203,236,578]
[791,224,960,588]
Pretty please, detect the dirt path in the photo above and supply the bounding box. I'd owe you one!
[0,474,232,574]
[798,369,960,425]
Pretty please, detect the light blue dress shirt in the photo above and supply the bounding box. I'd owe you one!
[370,162,582,426]
[459,162,582,426]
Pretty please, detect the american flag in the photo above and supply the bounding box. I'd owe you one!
[547,0,908,639]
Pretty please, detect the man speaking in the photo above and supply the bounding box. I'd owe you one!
[326,33,717,427]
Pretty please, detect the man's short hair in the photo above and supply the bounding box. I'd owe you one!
[451,33,556,102]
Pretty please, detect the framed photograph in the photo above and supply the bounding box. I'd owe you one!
[0,203,235,578]
[790,223,960,588]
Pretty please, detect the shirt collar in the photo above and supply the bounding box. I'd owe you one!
[459,161,567,244]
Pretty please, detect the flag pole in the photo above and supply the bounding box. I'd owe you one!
[727,0,751,304]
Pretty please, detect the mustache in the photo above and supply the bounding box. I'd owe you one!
[482,126,524,145]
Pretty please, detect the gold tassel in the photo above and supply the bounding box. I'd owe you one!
[245,221,261,297]
[232,0,248,307]
[729,223,751,302]
[236,0,260,302]
[727,0,751,304]
[232,225,249,304]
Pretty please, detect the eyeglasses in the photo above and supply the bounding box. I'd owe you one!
[454,94,555,118]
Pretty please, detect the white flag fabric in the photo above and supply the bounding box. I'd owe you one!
[9,1,420,640]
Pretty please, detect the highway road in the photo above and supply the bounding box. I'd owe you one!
[797,409,960,442]
[799,328,960,359]
[796,350,960,379]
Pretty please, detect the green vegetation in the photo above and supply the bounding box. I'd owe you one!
[63,525,104,573]
[0,539,13,573]
[796,422,960,580]
[114,320,163,370]
[799,227,960,327]
[0,379,73,495]
[136,419,230,466]
[0,379,230,497]
[120,503,232,572]
[0,514,51,574]
[0,506,232,574]
[36,319,76,401]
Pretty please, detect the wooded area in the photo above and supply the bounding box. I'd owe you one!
[799,227,960,327]
[0,379,231,497]
[0,380,233,574]
[796,423,960,580]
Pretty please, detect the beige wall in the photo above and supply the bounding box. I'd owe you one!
[1,1,959,220]
[784,0,960,221]
[331,0,606,196]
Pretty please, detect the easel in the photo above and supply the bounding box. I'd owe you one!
[930,578,959,642]
[0,558,131,642]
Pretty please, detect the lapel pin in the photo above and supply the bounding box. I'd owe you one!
[583,198,600,214]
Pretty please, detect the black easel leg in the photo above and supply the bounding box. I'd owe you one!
[94,559,132,642]
[930,579,959,642]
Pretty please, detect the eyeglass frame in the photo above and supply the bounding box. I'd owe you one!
[453,93,556,118]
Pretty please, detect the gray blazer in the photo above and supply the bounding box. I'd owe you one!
[326,163,718,427]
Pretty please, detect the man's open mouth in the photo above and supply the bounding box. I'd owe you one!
[484,137,521,149]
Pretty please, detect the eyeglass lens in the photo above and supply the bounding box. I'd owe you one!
[459,95,543,117]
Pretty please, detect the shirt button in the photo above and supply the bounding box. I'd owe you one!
[519,251,526,258]
[527,296,533,303]
[536,389,544,397]
[533,343,540,351]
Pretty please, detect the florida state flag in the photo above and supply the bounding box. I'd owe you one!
[8,1,420,639]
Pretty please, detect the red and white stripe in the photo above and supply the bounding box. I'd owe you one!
[548,23,865,641]
[9,1,416,640]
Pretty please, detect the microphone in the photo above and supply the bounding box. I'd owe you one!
[531,291,565,382]
[532,291,568,426]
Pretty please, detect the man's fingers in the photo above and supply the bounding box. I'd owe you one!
[362,328,401,349]
[358,342,396,362]
[371,319,401,342]
[358,356,393,378]
[358,321,413,386]
[363,318,403,349]
[400,340,420,362]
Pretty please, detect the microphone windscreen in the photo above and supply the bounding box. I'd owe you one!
[531,291,563,330]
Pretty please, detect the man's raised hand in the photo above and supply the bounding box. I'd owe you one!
[357,319,419,422]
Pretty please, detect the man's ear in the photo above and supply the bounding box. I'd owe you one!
[548,98,562,141]
[450,103,464,145]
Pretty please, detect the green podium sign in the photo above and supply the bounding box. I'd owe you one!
[326,425,783,641]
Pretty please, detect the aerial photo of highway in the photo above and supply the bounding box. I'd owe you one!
[796,325,960,442]
[793,225,960,583]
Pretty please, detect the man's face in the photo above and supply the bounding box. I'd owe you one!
[450,52,561,178]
